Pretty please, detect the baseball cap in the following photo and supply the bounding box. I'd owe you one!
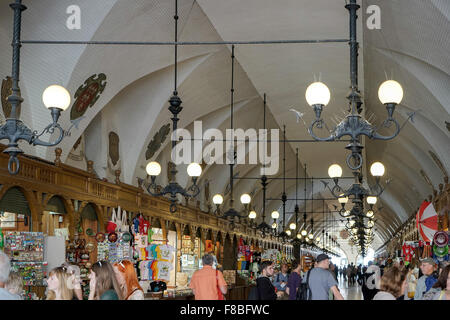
[316,253,330,263]
[420,257,436,266]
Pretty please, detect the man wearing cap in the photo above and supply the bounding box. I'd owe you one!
[414,258,437,300]
[301,253,344,300]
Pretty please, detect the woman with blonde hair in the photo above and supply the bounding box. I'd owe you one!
[5,271,23,299]
[46,266,74,300]
[373,265,408,300]
[88,260,123,300]
[113,260,144,300]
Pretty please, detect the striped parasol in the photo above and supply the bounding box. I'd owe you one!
[416,201,438,243]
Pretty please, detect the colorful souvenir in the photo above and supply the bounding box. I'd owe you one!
[95,232,105,243]
[108,232,118,243]
[433,231,449,248]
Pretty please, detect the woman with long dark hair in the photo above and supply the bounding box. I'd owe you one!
[88,261,123,300]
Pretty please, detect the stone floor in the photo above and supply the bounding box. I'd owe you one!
[337,275,363,300]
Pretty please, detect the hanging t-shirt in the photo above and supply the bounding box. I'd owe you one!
[154,261,173,281]
[146,244,158,260]
[157,244,175,262]
[140,219,150,235]
[139,261,149,280]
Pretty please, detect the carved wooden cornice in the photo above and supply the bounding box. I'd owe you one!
[0,144,290,246]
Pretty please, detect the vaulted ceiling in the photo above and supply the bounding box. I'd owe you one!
[0,0,448,259]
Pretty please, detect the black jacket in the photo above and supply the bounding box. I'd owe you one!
[256,276,277,300]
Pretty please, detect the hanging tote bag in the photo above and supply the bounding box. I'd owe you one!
[115,206,123,232]
[106,207,118,233]
[216,270,225,300]
[119,209,129,232]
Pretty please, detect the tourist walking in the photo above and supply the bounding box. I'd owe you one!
[414,258,437,300]
[46,266,74,300]
[373,266,408,300]
[423,265,450,300]
[346,265,352,285]
[272,263,289,298]
[5,272,23,299]
[249,260,285,300]
[113,260,145,300]
[189,254,227,300]
[88,260,123,300]
[0,251,21,300]
[301,254,344,300]
[286,260,302,300]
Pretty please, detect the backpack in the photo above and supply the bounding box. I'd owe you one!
[296,270,312,300]
[248,285,260,300]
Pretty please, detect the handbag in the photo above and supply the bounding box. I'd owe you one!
[216,270,225,300]
[119,208,129,232]
[106,208,118,233]
[296,270,312,300]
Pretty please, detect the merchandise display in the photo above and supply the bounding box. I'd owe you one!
[3,232,46,286]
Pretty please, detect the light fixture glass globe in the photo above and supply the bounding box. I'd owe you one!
[352,228,357,234]
[286,230,291,236]
[297,234,302,239]
[42,85,71,110]
[378,80,403,104]
[271,211,280,219]
[308,233,314,240]
[305,82,331,106]
[272,222,277,229]
[366,210,374,218]
[305,237,310,242]
[366,196,377,205]
[349,220,356,227]
[328,164,343,178]
[187,162,202,177]
[338,194,348,204]
[146,161,161,176]
[212,194,223,205]
[316,237,321,242]
[301,229,307,236]
[343,210,350,217]
[368,220,375,228]
[248,211,257,219]
[240,193,251,204]
[289,223,296,230]
[370,162,385,177]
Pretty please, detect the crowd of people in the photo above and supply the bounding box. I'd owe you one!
[0,250,144,300]
[245,254,450,301]
[1,248,449,301]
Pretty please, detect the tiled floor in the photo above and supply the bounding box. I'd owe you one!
[337,275,363,300]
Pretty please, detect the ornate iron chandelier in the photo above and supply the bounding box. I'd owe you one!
[211,46,252,223]
[1,1,71,175]
[141,0,202,213]
[304,0,413,171]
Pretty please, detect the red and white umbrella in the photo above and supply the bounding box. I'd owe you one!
[416,201,438,242]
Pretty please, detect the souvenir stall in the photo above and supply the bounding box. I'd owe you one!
[236,237,252,280]
[179,228,202,284]
[137,220,176,299]
[3,231,46,300]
